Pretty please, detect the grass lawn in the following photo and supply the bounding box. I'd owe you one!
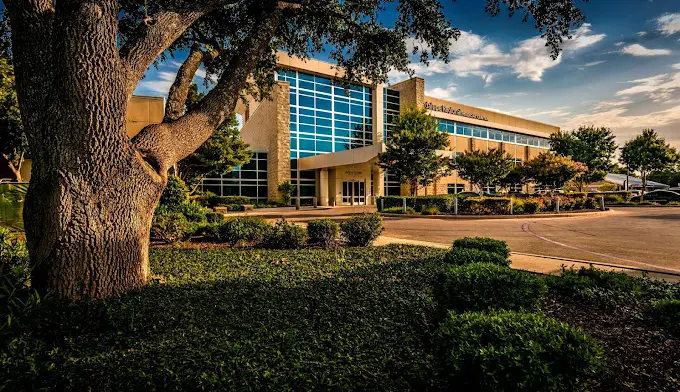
[2,244,679,391]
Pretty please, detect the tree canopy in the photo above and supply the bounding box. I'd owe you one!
[526,152,586,190]
[619,129,678,197]
[453,149,514,195]
[378,106,451,196]
[550,126,617,191]
[0,50,26,181]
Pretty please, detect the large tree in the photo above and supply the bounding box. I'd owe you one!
[0,56,26,182]
[619,129,679,200]
[453,149,514,195]
[3,0,587,300]
[378,106,452,196]
[550,125,617,191]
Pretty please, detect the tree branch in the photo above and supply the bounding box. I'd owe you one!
[131,2,285,176]
[164,42,206,122]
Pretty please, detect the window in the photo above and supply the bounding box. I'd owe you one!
[447,184,465,194]
[199,152,269,200]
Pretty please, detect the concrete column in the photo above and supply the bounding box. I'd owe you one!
[373,84,384,145]
[319,168,329,206]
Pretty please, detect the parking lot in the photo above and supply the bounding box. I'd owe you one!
[381,207,680,273]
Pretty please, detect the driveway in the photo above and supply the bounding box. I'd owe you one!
[381,207,680,273]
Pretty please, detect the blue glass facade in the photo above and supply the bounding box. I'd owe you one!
[199,152,269,200]
[436,118,551,149]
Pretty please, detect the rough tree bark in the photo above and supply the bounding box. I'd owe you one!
[5,0,284,300]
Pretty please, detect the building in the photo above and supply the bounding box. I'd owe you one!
[201,52,557,205]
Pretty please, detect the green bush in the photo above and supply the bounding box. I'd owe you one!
[205,211,225,224]
[421,206,440,215]
[437,310,605,392]
[382,206,416,214]
[511,198,525,214]
[523,199,540,214]
[443,247,509,267]
[206,195,251,208]
[278,181,295,205]
[340,213,383,247]
[160,175,190,210]
[439,263,546,312]
[459,197,511,215]
[453,237,510,259]
[546,266,644,306]
[648,299,680,337]
[217,216,271,247]
[307,219,340,248]
[151,212,191,244]
[262,220,308,249]
[0,228,40,333]
[178,202,207,223]
[377,196,454,213]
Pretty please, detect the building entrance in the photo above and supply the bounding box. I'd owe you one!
[342,181,365,205]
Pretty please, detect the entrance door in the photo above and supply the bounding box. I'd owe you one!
[342,181,365,205]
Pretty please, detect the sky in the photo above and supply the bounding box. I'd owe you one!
[135,0,680,149]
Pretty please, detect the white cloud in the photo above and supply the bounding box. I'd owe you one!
[137,71,176,94]
[426,86,458,100]
[563,105,680,131]
[673,63,680,70]
[584,61,606,67]
[621,44,672,56]
[615,68,680,103]
[404,23,606,83]
[614,42,625,47]
[657,13,680,36]
[194,67,206,79]
[636,31,648,37]
[592,99,634,111]
[526,107,572,118]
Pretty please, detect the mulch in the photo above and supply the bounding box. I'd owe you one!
[543,295,680,392]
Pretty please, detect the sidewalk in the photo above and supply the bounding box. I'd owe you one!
[375,236,680,282]
[226,205,376,220]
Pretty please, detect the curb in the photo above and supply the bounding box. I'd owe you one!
[379,209,612,220]
[511,252,680,277]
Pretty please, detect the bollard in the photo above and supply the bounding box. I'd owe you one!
[295,198,301,210]
[599,195,605,211]
[380,198,384,212]
[509,197,513,215]
[402,197,407,214]
[454,197,459,215]
[313,197,318,208]
[556,197,560,214]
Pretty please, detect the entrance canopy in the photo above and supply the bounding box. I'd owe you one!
[604,173,669,190]
[298,144,383,170]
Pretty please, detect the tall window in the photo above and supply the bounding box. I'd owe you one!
[383,88,400,140]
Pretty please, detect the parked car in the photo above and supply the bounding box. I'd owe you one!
[630,190,680,204]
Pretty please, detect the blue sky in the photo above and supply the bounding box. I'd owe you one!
[135,0,680,148]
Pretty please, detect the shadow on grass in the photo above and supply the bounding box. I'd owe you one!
[3,246,448,391]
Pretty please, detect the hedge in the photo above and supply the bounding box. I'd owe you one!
[340,213,383,247]
[443,248,509,267]
[307,219,340,248]
[453,237,510,259]
[439,263,546,312]
[437,310,605,391]
[648,299,680,337]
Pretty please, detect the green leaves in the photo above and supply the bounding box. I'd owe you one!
[620,129,679,178]
[550,126,618,187]
[453,149,514,194]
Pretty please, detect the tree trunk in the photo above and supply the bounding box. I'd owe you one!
[641,171,647,202]
[410,180,417,196]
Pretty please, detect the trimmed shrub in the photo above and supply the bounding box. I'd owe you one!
[151,212,190,244]
[340,213,383,247]
[546,266,643,306]
[459,197,511,215]
[511,198,525,214]
[205,211,225,224]
[201,195,251,208]
[443,247,509,267]
[382,206,416,214]
[648,299,680,337]
[439,263,546,312]
[159,175,190,209]
[421,206,440,215]
[217,217,271,247]
[437,310,605,391]
[178,202,207,223]
[262,220,308,249]
[377,196,454,213]
[453,237,510,259]
[278,181,295,205]
[307,219,340,248]
[523,199,539,214]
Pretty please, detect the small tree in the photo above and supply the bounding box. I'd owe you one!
[0,57,26,182]
[176,115,252,193]
[550,126,617,191]
[278,181,295,205]
[453,149,514,195]
[620,129,679,200]
[378,107,452,196]
[499,163,531,193]
[526,152,586,191]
